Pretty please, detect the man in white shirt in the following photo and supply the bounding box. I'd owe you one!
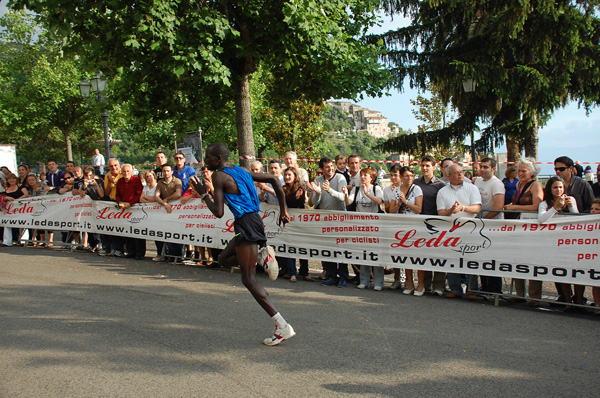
[437,163,481,299]
[473,157,505,294]
[92,148,105,176]
[347,154,362,188]
[283,151,309,183]
[259,160,284,205]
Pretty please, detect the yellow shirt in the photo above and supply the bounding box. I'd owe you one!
[104,172,123,201]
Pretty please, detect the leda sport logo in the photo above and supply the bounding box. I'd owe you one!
[391,217,492,255]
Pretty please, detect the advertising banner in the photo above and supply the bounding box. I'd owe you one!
[2,195,599,286]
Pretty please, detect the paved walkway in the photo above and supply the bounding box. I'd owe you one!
[1,246,599,397]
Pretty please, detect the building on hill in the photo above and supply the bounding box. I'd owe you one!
[327,100,392,138]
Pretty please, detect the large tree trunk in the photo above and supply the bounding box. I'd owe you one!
[506,135,521,165]
[523,113,539,161]
[233,73,255,169]
[65,129,73,161]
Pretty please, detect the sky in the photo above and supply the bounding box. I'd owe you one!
[1,2,598,175]
[348,14,600,177]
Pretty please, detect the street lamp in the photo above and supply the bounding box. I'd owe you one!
[79,73,111,161]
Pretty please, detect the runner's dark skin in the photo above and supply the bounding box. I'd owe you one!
[197,145,290,316]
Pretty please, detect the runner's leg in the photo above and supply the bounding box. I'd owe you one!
[236,241,277,317]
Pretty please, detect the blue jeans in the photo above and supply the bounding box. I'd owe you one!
[359,265,384,288]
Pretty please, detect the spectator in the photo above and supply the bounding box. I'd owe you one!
[437,163,482,299]
[395,166,424,296]
[251,161,265,199]
[92,148,105,175]
[464,170,473,180]
[17,164,30,190]
[414,155,446,296]
[23,174,45,246]
[43,159,65,193]
[347,154,362,188]
[140,170,158,204]
[310,157,348,287]
[584,165,594,182]
[42,159,64,247]
[116,164,145,260]
[78,166,105,200]
[1,173,28,247]
[474,157,505,296]
[439,157,453,185]
[554,156,595,213]
[502,166,519,205]
[590,164,600,198]
[58,171,81,247]
[590,199,600,315]
[503,157,544,302]
[281,167,312,282]
[78,166,104,251]
[173,151,196,192]
[334,154,350,183]
[344,168,384,291]
[553,156,595,305]
[97,158,124,256]
[153,163,183,262]
[154,151,168,181]
[258,160,284,205]
[283,151,309,183]
[472,161,481,178]
[538,176,582,310]
[58,172,75,195]
[65,161,75,177]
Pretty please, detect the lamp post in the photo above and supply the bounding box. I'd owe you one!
[462,78,477,165]
[79,73,111,160]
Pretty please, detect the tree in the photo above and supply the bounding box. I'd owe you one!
[376,1,600,161]
[0,10,100,163]
[11,0,390,167]
[407,82,465,159]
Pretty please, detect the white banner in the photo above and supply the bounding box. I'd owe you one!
[1,194,599,286]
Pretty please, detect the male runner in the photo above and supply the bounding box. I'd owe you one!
[197,142,295,346]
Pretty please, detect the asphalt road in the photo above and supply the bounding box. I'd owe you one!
[1,246,599,398]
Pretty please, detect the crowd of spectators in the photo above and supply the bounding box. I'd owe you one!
[1,149,599,315]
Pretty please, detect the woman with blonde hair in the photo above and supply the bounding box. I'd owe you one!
[504,157,543,304]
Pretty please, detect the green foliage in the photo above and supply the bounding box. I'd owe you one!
[375,1,600,157]
[321,104,355,133]
[0,10,101,163]
[319,130,388,162]
[10,0,390,163]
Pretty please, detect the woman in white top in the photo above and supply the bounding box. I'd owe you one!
[538,176,578,223]
[140,170,158,203]
[343,168,384,290]
[395,166,425,296]
[539,176,582,310]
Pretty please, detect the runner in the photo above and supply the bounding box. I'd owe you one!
[196,142,295,346]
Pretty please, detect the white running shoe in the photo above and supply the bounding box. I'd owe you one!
[260,246,279,281]
[263,323,296,346]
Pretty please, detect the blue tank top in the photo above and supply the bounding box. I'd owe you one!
[221,165,260,219]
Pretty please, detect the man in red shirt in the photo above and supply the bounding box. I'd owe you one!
[116,164,145,259]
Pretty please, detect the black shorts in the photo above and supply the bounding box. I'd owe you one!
[233,212,267,247]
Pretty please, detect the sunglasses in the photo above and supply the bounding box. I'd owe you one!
[554,167,568,172]
[175,156,184,160]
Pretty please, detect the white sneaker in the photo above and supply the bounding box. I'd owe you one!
[432,289,444,296]
[259,246,279,281]
[263,323,296,346]
[357,284,367,289]
[374,286,382,291]
[389,280,401,290]
[152,255,165,262]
